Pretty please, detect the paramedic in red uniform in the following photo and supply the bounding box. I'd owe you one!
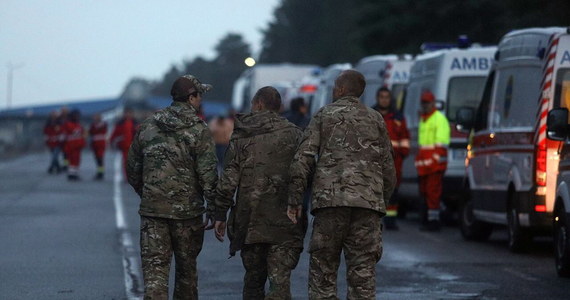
[373,86,410,230]
[110,109,136,175]
[63,109,86,181]
[89,113,107,180]
[415,90,450,231]
[44,111,64,174]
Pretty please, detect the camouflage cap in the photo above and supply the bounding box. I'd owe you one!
[171,75,213,100]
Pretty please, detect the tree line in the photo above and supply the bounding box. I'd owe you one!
[133,0,570,103]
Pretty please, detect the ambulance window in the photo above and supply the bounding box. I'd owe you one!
[554,68,570,109]
[446,76,486,122]
[493,66,541,128]
[473,72,495,132]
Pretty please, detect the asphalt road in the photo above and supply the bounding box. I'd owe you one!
[1,152,569,299]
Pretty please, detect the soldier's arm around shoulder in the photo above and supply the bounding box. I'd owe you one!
[194,125,219,212]
[378,115,396,200]
[126,128,143,196]
[214,135,241,221]
[288,112,321,207]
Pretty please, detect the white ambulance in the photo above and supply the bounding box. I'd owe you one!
[355,55,413,108]
[401,45,496,211]
[459,28,568,253]
[231,63,319,113]
[309,63,352,115]
[541,28,570,276]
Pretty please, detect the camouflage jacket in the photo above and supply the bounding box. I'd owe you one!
[215,111,305,255]
[127,101,218,219]
[288,96,396,216]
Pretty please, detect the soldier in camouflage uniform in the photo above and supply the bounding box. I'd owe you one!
[287,70,396,300]
[127,75,218,300]
[214,87,306,300]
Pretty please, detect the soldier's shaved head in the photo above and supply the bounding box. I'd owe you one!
[252,86,282,112]
[334,70,366,99]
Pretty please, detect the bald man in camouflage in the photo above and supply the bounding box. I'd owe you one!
[287,70,396,300]
[127,75,218,299]
[214,87,306,300]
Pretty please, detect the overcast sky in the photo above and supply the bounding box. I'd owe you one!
[0,0,280,109]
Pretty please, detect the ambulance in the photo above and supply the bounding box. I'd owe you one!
[310,63,352,115]
[355,55,413,109]
[231,63,319,113]
[401,45,496,211]
[458,28,569,254]
[540,28,570,276]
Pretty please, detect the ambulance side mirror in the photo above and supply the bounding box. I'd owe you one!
[547,108,570,141]
[456,107,475,133]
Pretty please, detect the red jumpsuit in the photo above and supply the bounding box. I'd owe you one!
[111,118,137,174]
[382,110,410,218]
[89,121,107,176]
[44,122,63,150]
[63,120,85,176]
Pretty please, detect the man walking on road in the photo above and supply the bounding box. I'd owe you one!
[214,86,306,300]
[414,90,450,232]
[287,70,396,300]
[127,75,218,300]
[373,87,410,229]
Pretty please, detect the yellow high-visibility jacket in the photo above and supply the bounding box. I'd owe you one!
[415,109,450,175]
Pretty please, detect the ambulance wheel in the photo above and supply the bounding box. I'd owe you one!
[554,203,570,277]
[460,199,492,241]
[507,204,531,253]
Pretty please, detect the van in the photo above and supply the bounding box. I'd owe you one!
[539,28,570,276]
[310,63,352,115]
[459,27,568,253]
[401,46,496,211]
[231,63,319,113]
[355,55,412,108]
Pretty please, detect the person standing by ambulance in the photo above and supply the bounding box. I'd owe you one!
[62,109,86,181]
[89,113,107,180]
[373,87,410,230]
[414,90,450,231]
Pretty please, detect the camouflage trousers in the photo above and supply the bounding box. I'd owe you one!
[308,207,383,300]
[140,216,204,300]
[240,243,302,300]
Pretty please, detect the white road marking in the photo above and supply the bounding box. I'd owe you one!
[113,154,143,299]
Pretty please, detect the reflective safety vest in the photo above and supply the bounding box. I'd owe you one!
[415,109,450,176]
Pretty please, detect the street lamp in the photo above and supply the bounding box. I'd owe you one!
[244,57,256,67]
[6,62,24,109]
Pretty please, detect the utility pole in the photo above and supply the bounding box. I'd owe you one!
[6,62,24,109]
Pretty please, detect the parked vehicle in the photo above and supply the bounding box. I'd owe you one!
[458,27,569,254]
[310,63,352,115]
[401,45,496,212]
[542,28,570,277]
[231,63,319,113]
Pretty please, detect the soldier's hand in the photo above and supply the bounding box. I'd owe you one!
[287,205,303,224]
[203,214,215,230]
[214,221,226,242]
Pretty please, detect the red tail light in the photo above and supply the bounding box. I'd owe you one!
[536,145,547,186]
[300,85,318,93]
[534,205,547,212]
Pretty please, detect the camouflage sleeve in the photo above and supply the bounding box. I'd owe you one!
[379,117,397,201]
[288,114,320,206]
[214,137,240,221]
[195,126,219,213]
[126,130,143,196]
